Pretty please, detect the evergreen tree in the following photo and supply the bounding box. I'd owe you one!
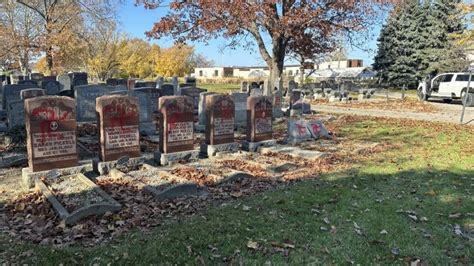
[373,0,468,88]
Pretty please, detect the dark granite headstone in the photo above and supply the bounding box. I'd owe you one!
[41,80,61,95]
[74,85,110,122]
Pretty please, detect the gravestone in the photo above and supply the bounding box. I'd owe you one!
[10,72,23,84]
[68,72,88,89]
[240,81,249,92]
[306,120,330,139]
[272,90,283,118]
[113,85,128,92]
[250,82,260,90]
[7,100,25,128]
[243,96,276,151]
[21,88,46,100]
[42,75,57,82]
[117,78,128,86]
[29,73,44,85]
[230,92,248,127]
[201,94,238,156]
[287,119,312,144]
[172,77,179,95]
[288,80,297,95]
[250,88,263,97]
[18,80,38,87]
[263,79,272,96]
[94,95,142,174]
[290,89,302,109]
[197,92,216,130]
[160,84,174,96]
[185,76,196,84]
[127,79,136,90]
[156,77,164,89]
[135,81,156,88]
[24,96,77,172]
[106,78,118,86]
[0,75,6,84]
[181,87,207,115]
[156,96,199,165]
[41,80,60,95]
[132,87,161,135]
[75,85,110,122]
[2,84,39,110]
[57,74,71,92]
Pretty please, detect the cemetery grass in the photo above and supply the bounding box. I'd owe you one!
[1,117,473,264]
[199,83,240,93]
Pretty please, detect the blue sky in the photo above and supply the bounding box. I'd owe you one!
[118,2,383,68]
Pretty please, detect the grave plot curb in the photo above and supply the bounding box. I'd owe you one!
[109,167,207,201]
[35,173,121,226]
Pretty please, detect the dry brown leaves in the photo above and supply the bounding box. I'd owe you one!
[170,167,215,186]
[218,160,268,178]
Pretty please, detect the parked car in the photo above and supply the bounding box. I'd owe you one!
[417,72,473,105]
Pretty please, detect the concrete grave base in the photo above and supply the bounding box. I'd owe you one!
[154,150,200,165]
[200,142,240,157]
[35,173,121,226]
[93,156,146,175]
[22,164,89,189]
[241,139,277,152]
[258,145,327,160]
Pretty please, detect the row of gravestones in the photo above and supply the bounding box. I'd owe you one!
[1,73,196,130]
[22,94,276,186]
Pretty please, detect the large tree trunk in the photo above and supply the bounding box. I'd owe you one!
[268,37,286,91]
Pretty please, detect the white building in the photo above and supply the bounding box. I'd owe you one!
[194,59,364,79]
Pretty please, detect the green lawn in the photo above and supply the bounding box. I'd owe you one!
[199,83,240,93]
[1,118,473,264]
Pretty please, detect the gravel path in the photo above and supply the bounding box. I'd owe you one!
[311,100,474,125]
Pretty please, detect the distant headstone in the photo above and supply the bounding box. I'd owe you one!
[288,80,297,93]
[272,90,283,118]
[172,77,179,95]
[29,73,44,84]
[7,100,25,128]
[117,78,128,86]
[75,85,110,122]
[127,79,136,90]
[41,80,60,95]
[159,96,194,154]
[21,88,46,100]
[132,87,161,135]
[250,82,260,90]
[96,95,140,161]
[0,75,6,84]
[106,78,118,86]
[240,81,249,92]
[135,81,157,88]
[42,75,57,82]
[247,96,272,142]
[263,79,272,96]
[10,72,23,84]
[198,92,216,126]
[57,74,71,92]
[181,87,207,114]
[250,88,263,97]
[306,120,330,139]
[290,90,302,109]
[2,84,39,110]
[25,96,77,172]
[156,77,164,89]
[68,72,88,89]
[230,92,248,127]
[185,76,196,84]
[160,84,174,96]
[18,80,38,87]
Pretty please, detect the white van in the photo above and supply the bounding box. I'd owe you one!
[418,73,473,103]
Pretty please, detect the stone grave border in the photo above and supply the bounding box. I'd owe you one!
[35,173,121,226]
[22,163,89,189]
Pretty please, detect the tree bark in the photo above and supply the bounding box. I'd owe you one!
[46,46,53,73]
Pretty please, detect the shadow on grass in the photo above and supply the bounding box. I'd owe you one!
[2,164,472,265]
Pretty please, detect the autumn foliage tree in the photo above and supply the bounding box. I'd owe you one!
[139,0,397,87]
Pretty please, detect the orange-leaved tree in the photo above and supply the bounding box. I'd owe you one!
[138,0,398,87]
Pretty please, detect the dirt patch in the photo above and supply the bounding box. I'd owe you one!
[330,98,439,113]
